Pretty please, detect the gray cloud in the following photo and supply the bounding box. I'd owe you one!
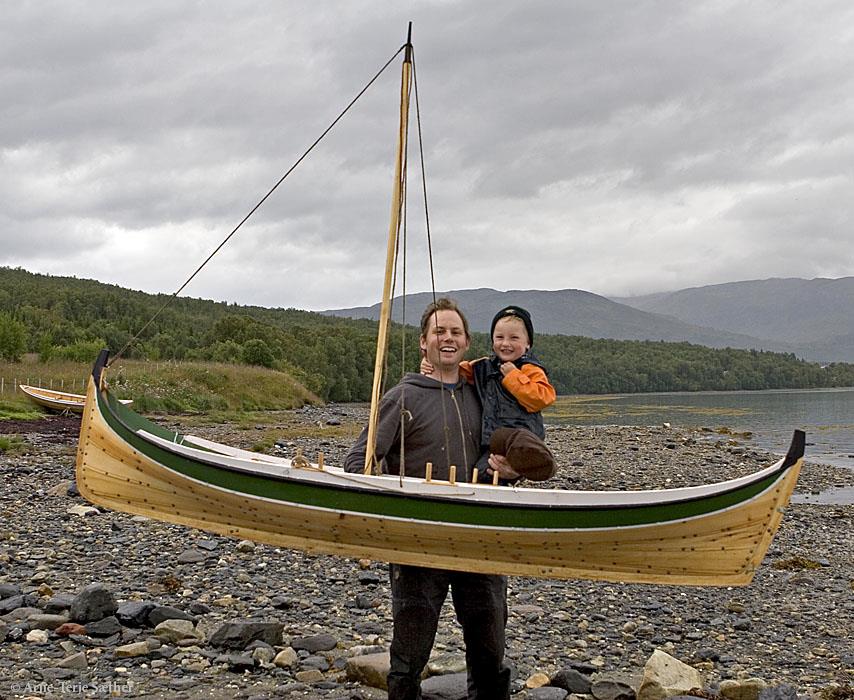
[2,0,852,310]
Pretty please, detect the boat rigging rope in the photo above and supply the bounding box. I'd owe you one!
[393,137,409,486]
[385,46,456,483]
[412,49,456,474]
[108,43,407,366]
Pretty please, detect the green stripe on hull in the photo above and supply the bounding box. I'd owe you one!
[101,390,783,530]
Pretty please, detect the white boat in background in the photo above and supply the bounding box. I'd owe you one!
[20,383,131,414]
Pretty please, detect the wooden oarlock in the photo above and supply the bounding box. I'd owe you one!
[449,465,456,485]
[292,448,310,470]
[424,461,432,483]
[317,452,324,470]
[492,469,500,486]
[471,468,479,484]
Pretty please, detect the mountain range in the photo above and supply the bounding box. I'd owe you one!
[322,277,854,363]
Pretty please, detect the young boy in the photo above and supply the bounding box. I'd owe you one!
[423,305,557,482]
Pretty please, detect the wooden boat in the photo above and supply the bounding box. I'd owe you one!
[77,351,804,586]
[75,28,804,586]
[20,383,131,414]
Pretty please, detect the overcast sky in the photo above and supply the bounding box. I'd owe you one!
[2,1,852,311]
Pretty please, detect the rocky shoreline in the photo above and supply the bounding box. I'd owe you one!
[1,406,852,699]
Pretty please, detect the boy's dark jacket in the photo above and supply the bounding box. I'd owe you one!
[470,352,548,447]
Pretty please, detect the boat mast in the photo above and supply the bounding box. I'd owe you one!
[364,24,413,475]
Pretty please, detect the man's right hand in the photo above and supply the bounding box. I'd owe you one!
[487,454,520,481]
[420,358,435,375]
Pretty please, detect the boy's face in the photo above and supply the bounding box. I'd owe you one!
[492,316,529,363]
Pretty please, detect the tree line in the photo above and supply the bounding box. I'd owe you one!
[2,266,853,401]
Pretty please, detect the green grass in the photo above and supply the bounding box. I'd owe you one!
[0,398,42,421]
[772,555,822,571]
[0,435,27,453]
[1,358,321,415]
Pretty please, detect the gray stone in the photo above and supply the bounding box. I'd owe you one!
[44,594,75,613]
[85,615,122,637]
[154,619,200,644]
[147,605,196,626]
[529,689,569,700]
[26,628,50,644]
[301,654,330,671]
[4,605,41,621]
[251,645,275,664]
[720,678,768,700]
[209,619,283,649]
[177,549,207,564]
[0,595,27,614]
[426,653,466,676]
[40,667,78,681]
[346,651,390,690]
[591,679,636,700]
[116,641,152,658]
[67,504,100,516]
[274,647,299,668]
[3,598,42,622]
[0,583,22,600]
[57,651,88,669]
[27,613,69,630]
[568,661,599,675]
[637,649,704,700]
[291,632,337,652]
[758,686,800,700]
[116,600,156,627]
[188,602,212,615]
[420,671,468,700]
[295,668,324,683]
[552,669,592,694]
[216,653,256,671]
[70,583,117,623]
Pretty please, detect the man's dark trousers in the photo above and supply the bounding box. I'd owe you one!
[387,563,511,700]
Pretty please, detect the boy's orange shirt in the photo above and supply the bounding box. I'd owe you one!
[460,359,556,413]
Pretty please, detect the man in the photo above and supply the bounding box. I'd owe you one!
[344,298,517,700]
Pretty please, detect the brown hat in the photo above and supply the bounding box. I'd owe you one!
[489,428,556,482]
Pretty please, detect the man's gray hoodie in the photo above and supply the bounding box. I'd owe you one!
[343,373,482,481]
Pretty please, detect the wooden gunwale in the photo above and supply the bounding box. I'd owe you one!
[89,356,803,531]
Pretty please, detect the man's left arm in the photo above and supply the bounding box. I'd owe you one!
[343,392,403,473]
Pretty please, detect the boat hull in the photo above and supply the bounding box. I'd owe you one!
[20,384,87,413]
[21,384,131,413]
[75,354,803,586]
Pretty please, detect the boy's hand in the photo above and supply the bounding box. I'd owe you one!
[499,361,516,376]
[420,358,435,375]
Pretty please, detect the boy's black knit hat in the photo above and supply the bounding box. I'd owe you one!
[490,305,534,346]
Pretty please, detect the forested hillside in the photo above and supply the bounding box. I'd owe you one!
[2,267,853,400]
